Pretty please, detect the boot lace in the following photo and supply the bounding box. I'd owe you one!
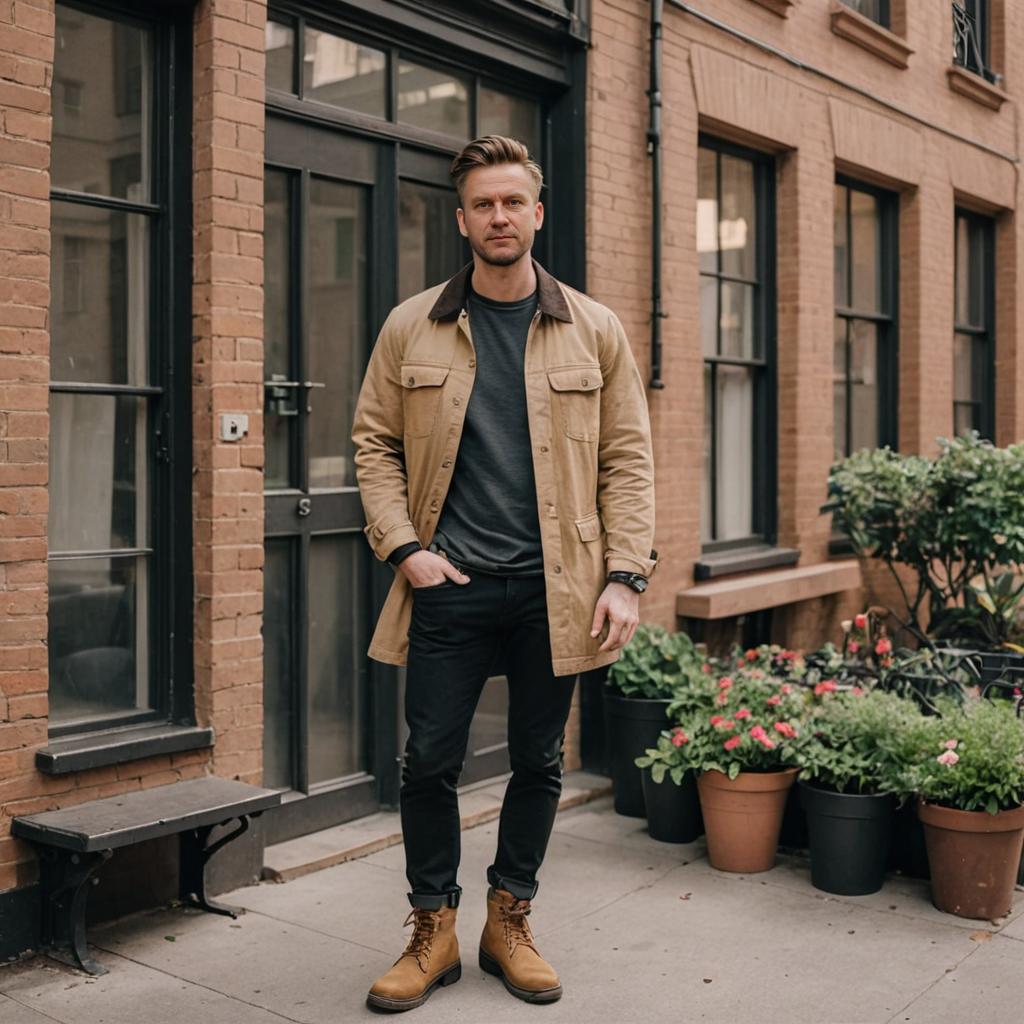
[499,898,537,958]
[400,909,441,974]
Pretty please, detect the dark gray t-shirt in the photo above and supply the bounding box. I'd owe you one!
[432,286,543,576]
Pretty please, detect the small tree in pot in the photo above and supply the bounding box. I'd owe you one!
[792,686,929,895]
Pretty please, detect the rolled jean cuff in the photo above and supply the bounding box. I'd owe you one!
[487,867,538,901]
[408,886,461,910]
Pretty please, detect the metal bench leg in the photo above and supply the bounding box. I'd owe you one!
[38,847,113,976]
[179,815,251,917]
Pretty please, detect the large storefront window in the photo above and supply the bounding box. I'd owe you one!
[953,208,995,438]
[48,4,188,732]
[698,138,776,549]
[833,178,898,460]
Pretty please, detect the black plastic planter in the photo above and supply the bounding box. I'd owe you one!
[641,768,703,843]
[603,692,672,817]
[888,798,930,879]
[799,780,896,895]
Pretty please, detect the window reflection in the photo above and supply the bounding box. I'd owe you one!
[304,27,386,118]
[398,60,470,137]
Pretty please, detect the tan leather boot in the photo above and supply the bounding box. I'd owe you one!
[478,887,562,1003]
[366,906,461,1012]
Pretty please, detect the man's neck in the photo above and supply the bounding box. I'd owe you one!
[469,254,537,303]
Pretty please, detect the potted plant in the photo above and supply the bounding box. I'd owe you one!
[906,696,1024,920]
[792,687,929,895]
[634,727,703,844]
[671,666,806,873]
[604,625,704,817]
[824,434,1024,681]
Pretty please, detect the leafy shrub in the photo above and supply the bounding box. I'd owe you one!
[605,624,704,700]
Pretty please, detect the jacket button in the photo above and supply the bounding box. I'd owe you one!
[540,445,549,453]
[468,359,476,368]
[407,376,415,385]
[582,377,589,386]
[442,458,452,468]
[453,397,461,406]
[430,500,439,511]
[553,565,562,574]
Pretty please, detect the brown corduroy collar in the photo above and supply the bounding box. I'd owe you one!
[427,258,573,324]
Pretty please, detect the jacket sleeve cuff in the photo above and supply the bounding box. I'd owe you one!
[364,520,421,562]
[605,549,659,578]
[387,541,422,567]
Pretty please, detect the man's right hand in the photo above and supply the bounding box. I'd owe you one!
[399,550,472,589]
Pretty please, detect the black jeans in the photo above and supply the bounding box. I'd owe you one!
[400,562,577,910]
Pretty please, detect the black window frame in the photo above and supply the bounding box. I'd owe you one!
[47,0,193,740]
[833,175,899,461]
[841,0,890,28]
[953,207,995,440]
[698,134,778,556]
[952,0,996,84]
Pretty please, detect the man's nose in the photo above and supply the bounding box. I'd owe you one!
[490,204,510,224]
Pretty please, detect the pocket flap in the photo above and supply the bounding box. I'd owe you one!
[546,365,603,392]
[574,511,602,542]
[400,363,450,388]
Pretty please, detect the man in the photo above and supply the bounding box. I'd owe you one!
[352,135,656,1012]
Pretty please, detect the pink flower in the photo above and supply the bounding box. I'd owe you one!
[875,637,892,656]
[779,650,796,661]
[714,719,736,731]
[773,722,797,738]
[671,731,689,747]
[937,750,959,767]
[854,613,868,630]
[716,692,729,705]
[749,724,768,741]
[944,739,958,750]
[756,736,777,750]
[814,681,838,696]
[723,735,742,751]
[766,694,782,707]
[709,715,724,726]
[735,708,752,720]
[719,677,733,690]
[851,686,864,696]
[702,662,713,674]
[847,641,860,654]
[780,684,793,696]
[745,649,758,662]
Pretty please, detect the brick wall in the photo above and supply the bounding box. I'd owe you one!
[191,0,266,785]
[587,0,1023,651]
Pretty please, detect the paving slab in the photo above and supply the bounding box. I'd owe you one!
[91,906,390,1024]
[894,934,1024,1023]
[0,950,291,1024]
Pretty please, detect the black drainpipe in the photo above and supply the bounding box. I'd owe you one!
[648,0,665,390]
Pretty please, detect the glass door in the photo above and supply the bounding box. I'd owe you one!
[262,118,382,842]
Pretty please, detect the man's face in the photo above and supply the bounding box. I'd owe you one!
[456,163,544,267]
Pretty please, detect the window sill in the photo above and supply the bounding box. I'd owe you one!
[829,2,912,69]
[747,0,794,16]
[677,559,862,620]
[36,723,214,775]
[695,545,800,581]
[947,66,1009,111]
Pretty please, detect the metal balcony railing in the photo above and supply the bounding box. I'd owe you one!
[951,1,997,85]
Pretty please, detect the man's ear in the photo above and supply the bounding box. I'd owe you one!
[456,207,469,239]
[534,200,544,231]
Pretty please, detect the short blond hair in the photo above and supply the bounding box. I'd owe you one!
[450,135,544,203]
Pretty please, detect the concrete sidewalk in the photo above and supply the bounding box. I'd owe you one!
[2,794,1024,1024]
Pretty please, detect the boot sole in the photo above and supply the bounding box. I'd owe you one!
[479,948,563,1004]
[366,960,462,1012]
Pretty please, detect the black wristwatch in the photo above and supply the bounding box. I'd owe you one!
[607,571,648,594]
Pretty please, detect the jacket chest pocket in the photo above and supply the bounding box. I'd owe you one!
[401,363,451,437]
[547,364,603,442]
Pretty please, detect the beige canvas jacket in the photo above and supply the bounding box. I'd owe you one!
[351,260,657,677]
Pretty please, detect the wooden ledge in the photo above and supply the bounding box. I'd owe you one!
[677,559,862,620]
[829,2,912,69]
[747,0,794,16]
[946,65,1009,111]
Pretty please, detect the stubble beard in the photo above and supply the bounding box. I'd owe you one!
[469,234,532,267]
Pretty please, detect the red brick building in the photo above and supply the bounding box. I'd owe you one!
[0,0,1019,956]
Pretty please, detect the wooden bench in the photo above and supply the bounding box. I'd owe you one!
[12,776,281,976]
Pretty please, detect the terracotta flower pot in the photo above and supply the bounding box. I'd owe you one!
[697,767,799,873]
[918,798,1024,920]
